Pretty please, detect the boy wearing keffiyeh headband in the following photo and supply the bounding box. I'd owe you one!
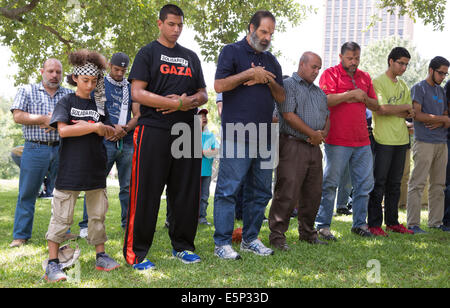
[44,50,120,282]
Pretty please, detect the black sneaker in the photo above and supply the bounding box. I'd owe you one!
[351,227,373,237]
[336,207,352,216]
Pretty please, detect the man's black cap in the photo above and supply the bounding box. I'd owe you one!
[110,52,130,68]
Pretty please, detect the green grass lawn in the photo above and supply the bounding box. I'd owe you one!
[0,179,448,288]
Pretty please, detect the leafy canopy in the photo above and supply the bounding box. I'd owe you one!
[0,0,312,85]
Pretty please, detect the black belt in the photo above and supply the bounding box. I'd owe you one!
[280,133,309,144]
[28,140,60,147]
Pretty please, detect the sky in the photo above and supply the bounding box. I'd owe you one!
[1,0,449,100]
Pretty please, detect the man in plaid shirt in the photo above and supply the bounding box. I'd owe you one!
[9,58,73,248]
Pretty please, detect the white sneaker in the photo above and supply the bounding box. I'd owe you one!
[240,239,274,256]
[79,228,88,239]
[214,245,241,260]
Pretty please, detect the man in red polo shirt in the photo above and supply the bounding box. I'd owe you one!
[315,42,379,239]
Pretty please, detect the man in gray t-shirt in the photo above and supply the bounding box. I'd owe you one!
[407,56,450,234]
[411,80,448,143]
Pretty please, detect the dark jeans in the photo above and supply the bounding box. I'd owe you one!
[444,138,450,226]
[368,141,408,227]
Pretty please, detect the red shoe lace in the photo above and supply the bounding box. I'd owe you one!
[369,227,388,237]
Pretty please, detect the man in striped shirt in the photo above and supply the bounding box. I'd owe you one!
[10,58,73,248]
[268,52,330,250]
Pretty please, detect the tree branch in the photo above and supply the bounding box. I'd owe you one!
[0,0,41,21]
[36,22,73,50]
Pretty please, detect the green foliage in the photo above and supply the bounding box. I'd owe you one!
[359,37,429,88]
[0,0,310,86]
[0,97,24,179]
[378,0,447,31]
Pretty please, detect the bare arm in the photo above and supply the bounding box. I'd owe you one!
[131,80,181,110]
[326,89,365,107]
[364,96,379,112]
[215,64,277,93]
[413,101,450,125]
[57,121,115,139]
[267,76,286,103]
[12,109,53,129]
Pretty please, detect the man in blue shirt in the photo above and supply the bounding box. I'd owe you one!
[78,52,140,235]
[213,10,285,260]
[407,56,450,233]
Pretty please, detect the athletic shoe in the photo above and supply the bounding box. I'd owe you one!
[369,226,389,237]
[429,225,450,232]
[214,245,241,260]
[79,228,88,239]
[132,259,155,270]
[386,224,414,234]
[351,226,373,237]
[96,253,120,271]
[336,207,352,216]
[318,228,337,241]
[240,239,274,256]
[173,250,201,264]
[408,226,427,234]
[198,218,212,226]
[45,261,67,283]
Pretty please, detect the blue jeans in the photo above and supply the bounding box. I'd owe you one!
[316,144,374,229]
[79,141,133,229]
[336,164,352,209]
[199,176,212,219]
[13,141,59,240]
[213,139,273,246]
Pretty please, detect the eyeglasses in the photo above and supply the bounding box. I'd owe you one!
[395,61,409,67]
[434,70,449,77]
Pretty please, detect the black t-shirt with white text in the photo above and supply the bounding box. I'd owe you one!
[50,93,112,191]
[128,40,206,129]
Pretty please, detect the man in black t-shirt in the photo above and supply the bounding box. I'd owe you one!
[123,4,208,269]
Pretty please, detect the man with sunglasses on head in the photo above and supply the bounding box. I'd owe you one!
[407,56,450,234]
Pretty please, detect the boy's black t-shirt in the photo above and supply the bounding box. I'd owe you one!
[50,93,112,191]
[128,40,206,129]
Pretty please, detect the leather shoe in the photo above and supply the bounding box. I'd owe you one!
[9,239,27,248]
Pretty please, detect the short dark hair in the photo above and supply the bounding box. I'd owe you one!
[159,4,184,21]
[429,56,450,70]
[340,42,361,55]
[248,10,276,32]
[388,47,411,67]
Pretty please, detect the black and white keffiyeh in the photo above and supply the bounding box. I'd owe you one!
[73,62,106,116]
[106,75,130,125]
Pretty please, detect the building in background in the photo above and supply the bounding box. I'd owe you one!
[322,0,414,68]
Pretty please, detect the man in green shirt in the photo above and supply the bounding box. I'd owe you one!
[368,47,415,236]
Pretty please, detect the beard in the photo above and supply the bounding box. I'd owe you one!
[42,76,61,89]
[249,31,271,53]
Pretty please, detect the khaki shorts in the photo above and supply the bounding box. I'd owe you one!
[46,188,109,246]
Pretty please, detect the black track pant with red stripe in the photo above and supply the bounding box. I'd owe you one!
[123,124,202,265]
